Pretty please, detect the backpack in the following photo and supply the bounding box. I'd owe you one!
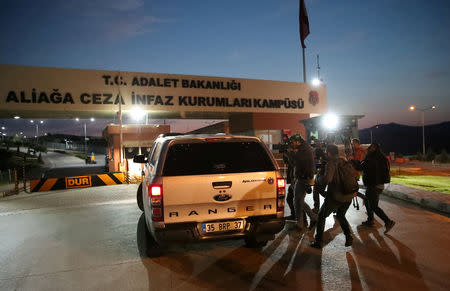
[333,158,360,202]
[380,155,391,184]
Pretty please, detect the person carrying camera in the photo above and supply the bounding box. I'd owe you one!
[291,134,316,231]
[282,136,297,220]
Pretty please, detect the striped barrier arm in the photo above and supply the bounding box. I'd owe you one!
[30,172,125,192]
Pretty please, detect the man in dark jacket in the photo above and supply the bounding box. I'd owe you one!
[312,139,326,212]
[292,134,316,230]
[360,143,395,233]
[283,138,296,220]
[310,144,354,249]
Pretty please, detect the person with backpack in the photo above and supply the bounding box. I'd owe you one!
[359,143,396,233]
[310,144,358,249]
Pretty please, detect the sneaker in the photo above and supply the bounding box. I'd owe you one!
[345,235,353,247]
[384,220,396,234]
[361,220,375,227]
[310,240,322,249]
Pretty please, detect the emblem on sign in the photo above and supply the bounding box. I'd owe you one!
[268,177,274,184]
[309,90,319,106]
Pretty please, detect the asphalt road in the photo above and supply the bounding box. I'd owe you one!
[0,185,448,290]
[38,151,107,178]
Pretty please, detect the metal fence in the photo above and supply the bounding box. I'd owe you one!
[0,168,23,196]
[0,169,14,185]
[44,142,107,155]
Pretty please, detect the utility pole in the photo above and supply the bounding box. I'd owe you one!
[316,54,321,80]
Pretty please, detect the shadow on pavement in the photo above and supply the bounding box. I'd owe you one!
[136,214,348,290]
[351,225,429,290]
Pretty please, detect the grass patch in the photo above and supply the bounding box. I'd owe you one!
[390,175,450,194]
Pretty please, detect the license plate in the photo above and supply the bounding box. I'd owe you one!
[202,220,244,233]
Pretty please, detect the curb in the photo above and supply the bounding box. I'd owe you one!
[382,187,449,214]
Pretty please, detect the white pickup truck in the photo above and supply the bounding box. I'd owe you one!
[133,134,286,256]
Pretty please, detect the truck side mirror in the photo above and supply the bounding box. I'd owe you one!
[133,154,148,164]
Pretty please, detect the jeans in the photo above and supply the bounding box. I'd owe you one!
[294,179,317,228]
[315,196,351,243]
[366,186,390,224]
[286,184,295,217]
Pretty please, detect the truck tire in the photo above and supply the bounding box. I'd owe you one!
[137,183,144,211]
[145,227,164,258]
[137,214,164,258]
[244,236,268,248]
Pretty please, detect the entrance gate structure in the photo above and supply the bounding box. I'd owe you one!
[0,64,327,172]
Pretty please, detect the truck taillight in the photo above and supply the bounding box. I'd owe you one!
[276,178,286,212]
[148,184,163,221]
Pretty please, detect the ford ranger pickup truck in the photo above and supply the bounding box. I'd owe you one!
[133,134,286,256]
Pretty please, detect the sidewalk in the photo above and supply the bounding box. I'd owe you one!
[383,183,450,214]
[0,182,25,198]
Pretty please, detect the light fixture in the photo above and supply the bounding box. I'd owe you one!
[322,113,339,130]
[312,78,321,86]
[130,107,147,122]
[14,116,20,119]
[90,117,95,122]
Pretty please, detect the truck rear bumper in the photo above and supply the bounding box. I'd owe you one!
[152,215,285,244]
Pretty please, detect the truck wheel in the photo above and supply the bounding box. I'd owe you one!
[145,227,164,258]
[244,236,268,248]
[137,183,144,211]
[137,214,164,258]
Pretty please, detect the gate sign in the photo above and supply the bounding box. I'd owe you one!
[65,176,92,189]
[0,64,327,117]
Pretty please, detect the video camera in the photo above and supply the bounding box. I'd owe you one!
[277,134,291,154]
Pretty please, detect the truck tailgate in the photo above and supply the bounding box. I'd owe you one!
[163,171,278,223]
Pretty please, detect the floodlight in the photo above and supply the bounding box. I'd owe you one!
[322,113,339,130]
[130,107,147,122]
[312,78,321,86]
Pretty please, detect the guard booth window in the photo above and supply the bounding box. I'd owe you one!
[141,146,152,157]
[125,147,139,159]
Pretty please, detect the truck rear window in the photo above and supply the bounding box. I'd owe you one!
[163,141,276,176]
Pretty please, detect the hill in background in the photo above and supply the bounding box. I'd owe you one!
[358,121,450,155]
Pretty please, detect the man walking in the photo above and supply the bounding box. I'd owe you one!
[359,143,396,233]
[283,136,296,220]
[312,139,326,213]
[310,144,354,249]
[349,138,366,203]
[291,134,316,231]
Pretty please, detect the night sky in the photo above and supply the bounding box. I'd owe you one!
[0,0,449,136]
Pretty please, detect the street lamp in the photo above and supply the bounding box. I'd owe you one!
[409,105,437,155]
[76,118,95,157]
[30,120,44,143]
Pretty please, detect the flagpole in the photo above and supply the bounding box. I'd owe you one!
[302,47,306,83]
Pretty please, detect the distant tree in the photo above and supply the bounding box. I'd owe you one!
[425,149,436,161]
[414,152,423,161]
[12,134,22,152]
[436,149,449,163]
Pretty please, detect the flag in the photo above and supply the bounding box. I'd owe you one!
[299,0,310,48]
